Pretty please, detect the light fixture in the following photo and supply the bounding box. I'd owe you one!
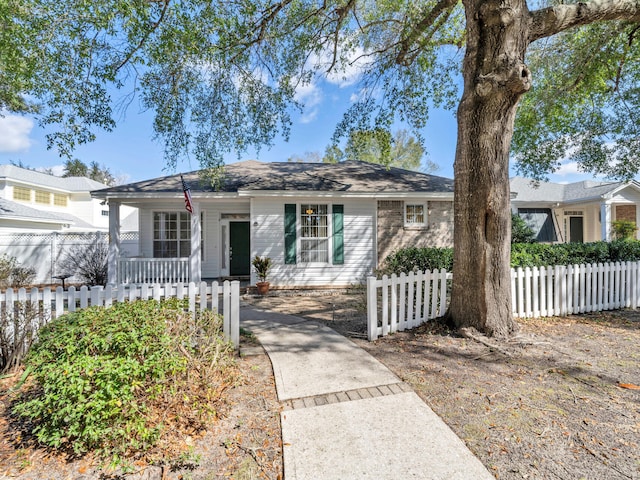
[305,208,315,215]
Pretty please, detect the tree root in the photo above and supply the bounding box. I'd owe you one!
[459,327,513,357]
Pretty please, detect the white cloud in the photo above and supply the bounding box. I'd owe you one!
[324,46,368,88]
[294,80,323,124]
[0,114,34,152]
[554,161,581,176]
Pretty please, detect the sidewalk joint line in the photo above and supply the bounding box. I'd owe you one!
[280,382,413,410]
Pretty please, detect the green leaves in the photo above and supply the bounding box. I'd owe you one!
[12,299,236,459]
[513,22,640,180]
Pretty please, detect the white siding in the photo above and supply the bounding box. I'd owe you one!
[201,201,250,278]
[138,201,251,279]
[251,197,376,287]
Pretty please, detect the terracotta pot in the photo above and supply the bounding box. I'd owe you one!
[256,281,270,295]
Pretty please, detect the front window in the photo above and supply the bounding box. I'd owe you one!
[405,204,425,225]
[300,204,328,263]
[153,212,191,258]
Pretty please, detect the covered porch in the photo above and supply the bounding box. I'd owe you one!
[106,199,253,285]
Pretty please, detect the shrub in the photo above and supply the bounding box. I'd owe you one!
[511,213,536,243]
[381,240,640,275]
[612,220,637,240]
[12,299,238,460]
[0,301,46,373]
[0,254,36,290]
[379,246,453,275]
[58,241,108,286]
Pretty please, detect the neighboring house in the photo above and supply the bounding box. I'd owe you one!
[0,164,141,285]
[0,164,138,233]
[510,176,640,243]
[92,160,454,287]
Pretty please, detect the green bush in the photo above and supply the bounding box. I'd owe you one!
[511,213,536,243]
[612,220,637,240]
[378,246,453,275]
[13,299,237,459]
[381,240,640,275]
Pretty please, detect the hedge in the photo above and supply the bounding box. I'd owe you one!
[379,240,640,275]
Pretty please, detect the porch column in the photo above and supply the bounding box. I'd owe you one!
[600,202,611,241]
[107,200,121,284]
[190,202,202,283]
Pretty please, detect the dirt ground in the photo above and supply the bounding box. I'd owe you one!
[1,290,639,480]
[0,338,283,480]
[246,291,640,480]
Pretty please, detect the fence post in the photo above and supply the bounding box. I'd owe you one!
[633,262,639,309]
[516,267,524,318]
[414,270,423,326]
[222,280,231,342]
[367,276,378,341]
[382,275,391,337]
[405,272,414,331]
[397,272,405,333]
[90,286,103,306]
[230,280,240,348]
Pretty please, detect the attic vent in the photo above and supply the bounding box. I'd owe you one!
[564,211,583,216]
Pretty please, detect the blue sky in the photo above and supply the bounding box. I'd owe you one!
[0,77,611,185]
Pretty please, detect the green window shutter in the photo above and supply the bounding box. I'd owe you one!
[333,204,344,265]
[284,204,297,264]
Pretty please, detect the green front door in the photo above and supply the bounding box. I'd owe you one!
[230,221,250,276]
[569,217,584,243]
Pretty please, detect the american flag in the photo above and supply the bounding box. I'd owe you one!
[181,175,194,214]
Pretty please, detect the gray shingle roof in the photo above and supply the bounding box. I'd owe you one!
[510,177,627,203]
[92,160,454,196]
[0,164,107,191]
[0,198,94,228]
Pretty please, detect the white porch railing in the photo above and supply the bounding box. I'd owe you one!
[367,261,640,341]
[0,281,240,347]
[117,257,190,284]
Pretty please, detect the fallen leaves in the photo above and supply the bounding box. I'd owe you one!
[617,383,640,390]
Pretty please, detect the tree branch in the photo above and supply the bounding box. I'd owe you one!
[529,0,640,42]
[115,0,170,72]
[396,0,459,66]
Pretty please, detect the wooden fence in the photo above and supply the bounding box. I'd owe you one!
[367,261,640,340]
[367,269,450,341]
[511,261,640,318]
[0,281,240,347]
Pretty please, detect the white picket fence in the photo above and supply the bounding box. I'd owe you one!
[367,261,640,340]
[511,261,640,318]
[367,269,450,341]
[0,281,240,347]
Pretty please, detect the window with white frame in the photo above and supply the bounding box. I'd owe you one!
[405,203,426,226]
[300,204,329,263]
[153,212,191,258]
[13,186,31,202]
[35,190,51,205]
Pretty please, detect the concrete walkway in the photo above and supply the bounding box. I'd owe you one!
[241,305,495,480]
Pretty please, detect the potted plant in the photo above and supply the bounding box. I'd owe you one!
[252,255,272,295]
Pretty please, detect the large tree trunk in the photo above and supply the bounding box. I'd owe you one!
[448,0,532,337]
